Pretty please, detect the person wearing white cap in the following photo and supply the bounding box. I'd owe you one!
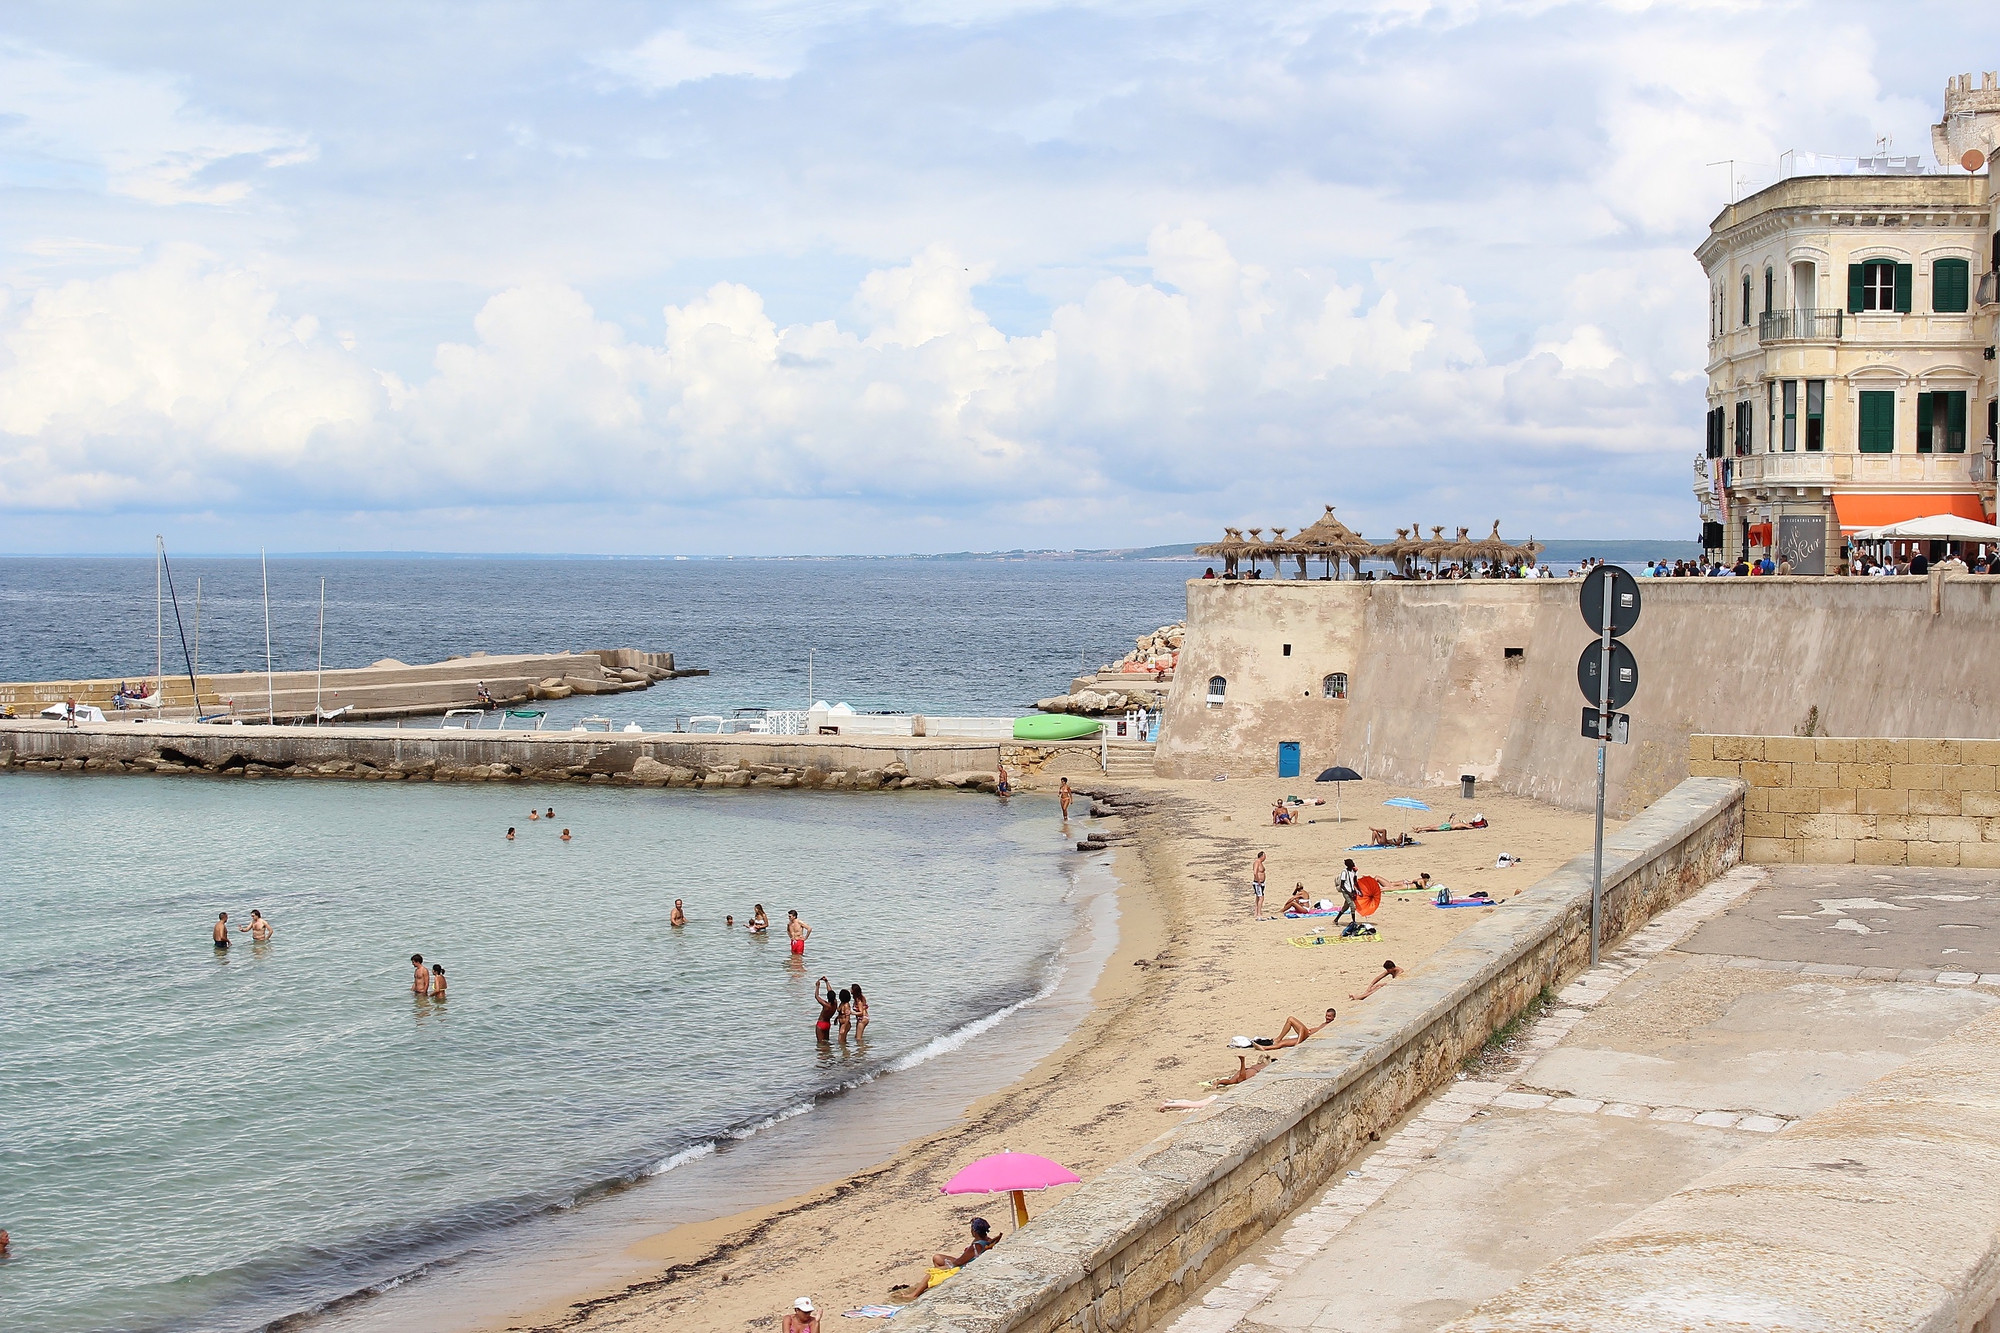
[782,1296,820,1332]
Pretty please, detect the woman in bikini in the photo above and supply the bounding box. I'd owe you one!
[836,988,853,1040]
[849,983,869,1035]
[430,963,447,997]
[750,905,770,934]
[814,978,837,1039]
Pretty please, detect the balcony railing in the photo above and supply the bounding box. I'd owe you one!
[1757,308,1844,342]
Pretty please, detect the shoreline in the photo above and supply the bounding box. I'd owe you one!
[446,773,1610,1332]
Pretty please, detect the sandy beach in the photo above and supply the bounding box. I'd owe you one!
[475,774,1613,1332]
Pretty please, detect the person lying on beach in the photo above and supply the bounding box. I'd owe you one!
[1387,872,1434,892]
[1350,960,1403,1001]
[1159,1095,1218,1112]
[1282,885,1312,915]
[1413,812,1487,832]
[889,1218,1002,1297]
[782,1297,820,1332]
[1204,1054,1272,1089]
[1365,828,1416,847]
[1262,1008,1336,1048]
[235,909,274,942]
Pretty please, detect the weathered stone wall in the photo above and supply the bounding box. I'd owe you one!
[890,777,1745,1333]
[1692,733,2000,866]
[1434,1001,2000,1332]
[1158,575,2000,814]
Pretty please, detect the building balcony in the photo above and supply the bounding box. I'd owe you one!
[1757,308,1844,343]
[1728,451,1984,490]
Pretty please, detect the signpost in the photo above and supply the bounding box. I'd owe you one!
[1578,565,1640,966]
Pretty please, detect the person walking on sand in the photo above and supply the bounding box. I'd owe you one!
[1059,777,1073,821]
[814,978,837,1039]
[787,910,812,956]
[411,954,431,995]
[236,910,273,942]
[212,912,231,951]
[1250,852,1267,920]
[671,899,687,927]
[1332,859,1361,933]
[782,1297,820,1333]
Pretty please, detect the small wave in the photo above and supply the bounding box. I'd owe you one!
[884,965,1064,1074]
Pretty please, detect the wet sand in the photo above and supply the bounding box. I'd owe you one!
[456,775,1610,1331]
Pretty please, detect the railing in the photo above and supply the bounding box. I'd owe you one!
[1758,308,1843,342]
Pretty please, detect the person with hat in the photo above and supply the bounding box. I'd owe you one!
[782,1296,819,1331]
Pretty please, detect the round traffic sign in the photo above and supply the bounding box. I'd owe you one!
[1580,565,1641,636]
[1577,640,1639,710]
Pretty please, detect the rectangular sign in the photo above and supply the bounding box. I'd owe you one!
[1777,514,1826,575]
[1582,709,1630,744]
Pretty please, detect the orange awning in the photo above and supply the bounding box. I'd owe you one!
[1832,493,1988,532]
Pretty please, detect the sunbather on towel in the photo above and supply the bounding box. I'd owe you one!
[1258,1008,1335,1048]
[1413,812,1488,832]
[890,1218,1002,1298]
[1282,885,1312,915]
[1203,1053,1272,1089]
[1272,801,1295,826]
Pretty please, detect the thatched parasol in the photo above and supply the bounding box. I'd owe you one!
[1293,505,1374,578]
[1463,521,1529,571]
[1193,527,1252,576]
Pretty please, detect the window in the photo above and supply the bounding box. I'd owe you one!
[1933,259,1971,313]
[1734,400,1753,456]
[1322,673,1347,700]
[1805,380,1824,451]
[1705,406,1724,459]
[1782,380,1797,452]
[1764,266,1774,315]
[1741,273,1751,326]
[1282,643,1292,657]
[1206,676,1227,704]
[1918,391,1968,453]
[1849,260,1911,313]
[1858,390,1895,452]
[1503,648,1524,660]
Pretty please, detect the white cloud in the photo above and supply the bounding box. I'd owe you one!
[595,29,795,90]
[0,41,314,205]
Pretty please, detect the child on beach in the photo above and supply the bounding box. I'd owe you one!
[782,1297,819,1332]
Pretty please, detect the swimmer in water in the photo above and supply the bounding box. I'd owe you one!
[411,953,430,995]
[750,905,769,934]
[560,828,571,842]
[671,899,687,927]
[814,977,837,1039]
[506,827,515,841]
[727,914,736,928]
[528,810,539,821]
[787,910,812,955]
[236,909,274,942]
[212,912,230,950]
[545,807,554,819]
[430,963,447,997]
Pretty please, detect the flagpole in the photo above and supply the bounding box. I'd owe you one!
[155,537,164,696]
[192,577,202,712]
[315,578,326,725]
[262,549,275,723]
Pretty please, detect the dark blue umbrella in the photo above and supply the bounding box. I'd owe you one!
[1315,766,1361,821]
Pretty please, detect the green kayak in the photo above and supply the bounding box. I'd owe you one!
[1014,714,1102,741]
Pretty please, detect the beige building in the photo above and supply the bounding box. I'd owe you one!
[1695,72,2000,571]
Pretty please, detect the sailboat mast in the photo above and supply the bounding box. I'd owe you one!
[155,537,163,695]
[315,577,325,725]
[262,549,275,723]
[192,577,202,709]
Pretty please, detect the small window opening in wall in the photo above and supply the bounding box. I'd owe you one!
[1322,673,1347,700]
[1282,643,1292,656]
[1505,647,1525,660]
[1207,675,1227,706]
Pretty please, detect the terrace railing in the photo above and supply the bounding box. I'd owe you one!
[1758,308,1844,342]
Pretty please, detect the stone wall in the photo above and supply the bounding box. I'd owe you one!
[888,777,1745,1333]
[1690,733,2000,866]
[1157,575,2000,815]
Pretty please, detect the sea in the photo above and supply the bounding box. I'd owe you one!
[0,557,1196,1333]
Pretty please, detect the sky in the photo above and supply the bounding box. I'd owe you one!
[0,1,1978,555]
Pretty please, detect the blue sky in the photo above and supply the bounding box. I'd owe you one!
[0,1,1977,553]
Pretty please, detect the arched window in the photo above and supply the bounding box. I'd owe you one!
[1206,676,1227,705]
[1763,265,1773,316]
[1323,673,1348,700]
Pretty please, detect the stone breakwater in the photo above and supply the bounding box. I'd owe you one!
[0,723,1105,792]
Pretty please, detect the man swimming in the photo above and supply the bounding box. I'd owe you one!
[212,912,230,950]
[236,910,274,942]
[788,910,812,955]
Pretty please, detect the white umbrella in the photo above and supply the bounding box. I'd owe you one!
[1851,514,2000,541]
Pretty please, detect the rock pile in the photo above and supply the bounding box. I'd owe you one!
[1108,623,1183,674]
[1034,687,1156,716]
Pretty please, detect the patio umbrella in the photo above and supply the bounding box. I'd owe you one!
[1316,765,1361,821]
[1383,796,1431,811]
[941,1151,1080,1228]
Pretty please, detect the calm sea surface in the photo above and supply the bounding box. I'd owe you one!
[0,558,1191,1333]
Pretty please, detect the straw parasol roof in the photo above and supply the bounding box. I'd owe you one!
[1463,520,1538,568]
[1193,526,1253,573]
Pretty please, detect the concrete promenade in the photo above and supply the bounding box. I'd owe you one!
[1162,862,2000,1333]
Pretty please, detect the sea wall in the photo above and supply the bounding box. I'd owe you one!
[1434,1003,2000,1333]
[889,776,1745,1333]
[1692,733,2000,867]
[0,722,1073,790]
[1158,575,2000,814]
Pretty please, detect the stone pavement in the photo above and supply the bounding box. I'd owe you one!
[1160,863,2000,1333]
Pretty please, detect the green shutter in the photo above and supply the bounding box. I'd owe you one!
[1934,259,1970,313]
[1946,391,1968,452]
[1847,264,1865,312]
[1858,391,1895,452]
[1916,393,1934,452]
[1894,263,1913,313]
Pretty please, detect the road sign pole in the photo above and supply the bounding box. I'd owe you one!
[1591,572,1613,966]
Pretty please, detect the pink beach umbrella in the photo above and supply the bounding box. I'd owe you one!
[940,1151,1080,1228]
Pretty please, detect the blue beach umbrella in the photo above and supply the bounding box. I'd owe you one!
[1382,797,1431,811]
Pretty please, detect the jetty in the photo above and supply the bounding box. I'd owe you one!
[0,648,692,724]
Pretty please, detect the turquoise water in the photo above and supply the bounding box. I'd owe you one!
[0,772,1081,1333]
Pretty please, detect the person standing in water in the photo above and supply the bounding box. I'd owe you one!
[849,983,869,1035]
[750,905,770,934]
[995,762,1010,796]
[560,828,571,842]
[671,900,687,927]
[236,910,273,942]
[212,913,230,951]
[506,827,515,841]
[788,910,812,955]
[430,963,447,997]
[1058,777,1073,821]
[814,978,837,1039]
[836,988,853,1039]
[411,954,431,995]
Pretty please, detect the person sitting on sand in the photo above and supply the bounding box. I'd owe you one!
[1351,960,1402,1001]
[890,1218,1001,1296]
[1261,1008,1336,1048]
[782,1297,820,1332]
[1272,801,1295,826]
[1282,885,1312,915]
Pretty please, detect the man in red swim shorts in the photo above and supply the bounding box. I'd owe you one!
[788,909,812,955]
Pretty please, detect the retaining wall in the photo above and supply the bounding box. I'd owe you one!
[1692,733,2000,867]
[1158,575,2000,814]
[890,776,1745,1333]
